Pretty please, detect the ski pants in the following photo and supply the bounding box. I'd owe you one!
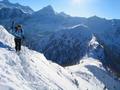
[14,38,22,51]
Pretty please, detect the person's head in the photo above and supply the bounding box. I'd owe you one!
[15,24,22,30]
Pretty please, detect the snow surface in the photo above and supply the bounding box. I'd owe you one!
[0,25,120,90]
[0,25,78,90]
[66,58,120,90]
[87,35,104,60]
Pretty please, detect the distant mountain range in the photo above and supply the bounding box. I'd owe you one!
[38,25,105,66]
[0,0,120,76]
[0,0,34,13]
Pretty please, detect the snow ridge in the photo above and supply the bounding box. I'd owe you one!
[0,0,34,14]
[0,25,78,90]
[0,26,120,90]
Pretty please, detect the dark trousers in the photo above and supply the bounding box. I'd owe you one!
[14,38,22,51]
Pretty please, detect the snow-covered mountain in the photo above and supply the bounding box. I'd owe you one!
[0,25,120,90]
[0,0,120,78]
[0,7,25,19]
[37,25,105,66]
[95,20,120,75]
[33,5,55,17]
[66,57,120,90]
[0,7,31,32]
[0,25,79,90]
[0,1,85,50]
[83,17,120,74]
[0,0,34,14]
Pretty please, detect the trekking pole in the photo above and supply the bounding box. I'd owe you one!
[10,21,15,33]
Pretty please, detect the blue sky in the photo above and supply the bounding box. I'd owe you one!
[1,0,120,19]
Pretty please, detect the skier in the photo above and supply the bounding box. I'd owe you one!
[13,24,24,52]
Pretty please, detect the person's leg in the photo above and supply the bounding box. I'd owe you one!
[14,38,18,51]
[15,38,20,52]
[18,39,22,51]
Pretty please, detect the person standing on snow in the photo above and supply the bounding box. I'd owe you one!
[13,24,24,52]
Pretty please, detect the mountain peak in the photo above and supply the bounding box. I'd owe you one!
[2,0,10,3]
[41,5,55,14]
[59,12,70,17]
[45,5,53,9]
[42,5,54,12]
[88,15,107,21]
[0,0,34,14]
[89,15,101,19]
[43,5,53,10]
[35,5,55,16]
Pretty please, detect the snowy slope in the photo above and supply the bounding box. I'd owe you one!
[66,58,120,90]
[0,47,79,90]
[87,35,104,62]
[96,22,120,74]
[0,25,79,90]
[0,25,120,90]
[0,0,119,87]
[0,25,14,47]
